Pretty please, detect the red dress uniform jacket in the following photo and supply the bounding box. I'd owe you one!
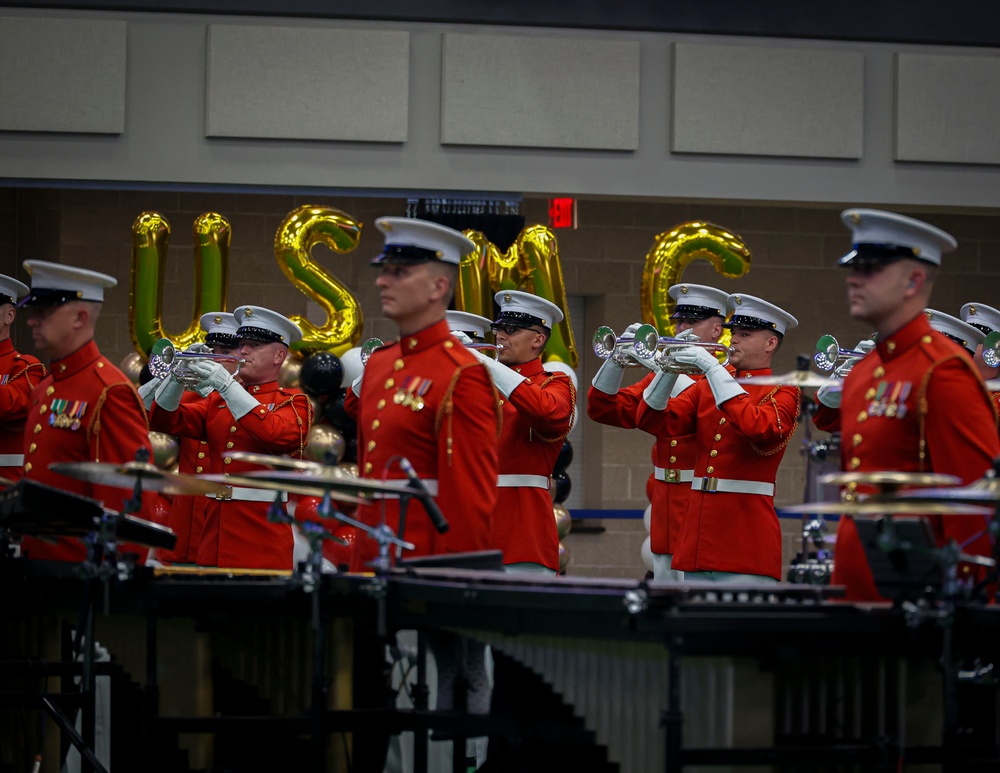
[812,314,1000,601]
[0,338,46,481]
[496,357,575,570]
[588,372,698,556]
[150,380,312,570]
[345,320,501,569]
[636,367,799,580]
[20,341,156,562]
[157,391,209,563]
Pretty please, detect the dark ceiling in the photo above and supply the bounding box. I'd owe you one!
[3,0,1000,48]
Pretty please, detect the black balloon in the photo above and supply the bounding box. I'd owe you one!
[553,440,573,475]
[299,352,344,399]
[323,389,357,435]
[553,471,572,504]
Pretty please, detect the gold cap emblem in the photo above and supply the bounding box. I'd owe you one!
[680,285,689,294]
[849,211,861,225]
[734,295,742,305]
[245,308,254,317]
[214,315,222,324]
[503,293,512,303]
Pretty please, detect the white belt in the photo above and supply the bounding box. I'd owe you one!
[654,466,694,484]
[206,486,289,503]
[497,474,550,489]
[0,454,23,466]
[691,477,774,496]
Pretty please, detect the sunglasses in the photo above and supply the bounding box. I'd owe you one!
[491,324,544,336]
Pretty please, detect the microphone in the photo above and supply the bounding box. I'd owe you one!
[399,457,450,534]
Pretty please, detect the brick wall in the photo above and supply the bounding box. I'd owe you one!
[4,188,998,579]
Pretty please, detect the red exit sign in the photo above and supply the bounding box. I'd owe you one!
[548,198,576,229]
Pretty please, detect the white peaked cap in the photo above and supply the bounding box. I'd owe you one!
[20,260,117,306]
[725,293,799,336]
[960,302,1000,336]
[668,283,729,319]
[234,305,303,346]
[493,289,563,329]
[373,217,475,266]
[446,310,492,339]
[839,209,956,267]
[925,308,985,354]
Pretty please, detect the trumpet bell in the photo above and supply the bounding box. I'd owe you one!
[814,334,840,371]
[983,330,1000,369]
[360,337,385,366]
[147,337,244,388]
[592,325,655,368]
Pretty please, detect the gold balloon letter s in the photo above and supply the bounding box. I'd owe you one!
[274,205,364,356]
[640,222,752,337]
[130,211,230,356]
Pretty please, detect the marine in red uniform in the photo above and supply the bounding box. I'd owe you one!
[140,311,242,563]
[813,209,1000,601]
[587,283,728,581]
[960,301,1000,417]
[636,293,800,582]
[465,291,575,574]
[344,217,500,570]
[149,305,313,570]
[0,274,45,482]
[18,260,156,562]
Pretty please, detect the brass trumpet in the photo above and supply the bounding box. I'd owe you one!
[148,338,244,388]
[360,337,504,366]
[814,334,875,373]
[638,331,731,375]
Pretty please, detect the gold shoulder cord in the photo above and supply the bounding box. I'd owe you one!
[751,386,800,457]
[917,353,991,471]
[436,362,503,467]
[275,392,314,458]
[531,373,577,443]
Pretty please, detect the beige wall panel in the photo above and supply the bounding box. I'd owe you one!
[440,32,639,150]
[205,24,410,142]
[672,42,864,159]
[0,17,126,134]
[895,52,1000,163]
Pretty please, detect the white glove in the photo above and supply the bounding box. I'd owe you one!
[351,373,363,398]
[188,359,258,420]
[472,348,526,398]
[153,374,185,411]
[641,369,679,411]
[186,342,212,355]
[816,380,842,409]
[137,377,162,411]
[188,358,234,393]
[669,345,721,374]
[592,359,625,395]
[674,328,700,342]
[670,346,746,406]
[451,331,473,345]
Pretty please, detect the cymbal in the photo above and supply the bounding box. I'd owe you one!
[893,478,1000,503]
[196,469,406,503]
[49,461,229,497]
[240,469,416,500]
[819,471,961,489]
[781,498,993,516]
[737,371,840,388]
[226,451,324,472]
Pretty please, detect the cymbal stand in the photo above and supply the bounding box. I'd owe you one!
[62,447,154,773]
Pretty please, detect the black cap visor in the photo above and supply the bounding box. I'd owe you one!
[370,244,443,266]
[18,288,85,308]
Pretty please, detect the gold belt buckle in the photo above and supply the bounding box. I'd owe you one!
[701,477,719,492]
[664,468,679,484]
[216,485,233,501]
